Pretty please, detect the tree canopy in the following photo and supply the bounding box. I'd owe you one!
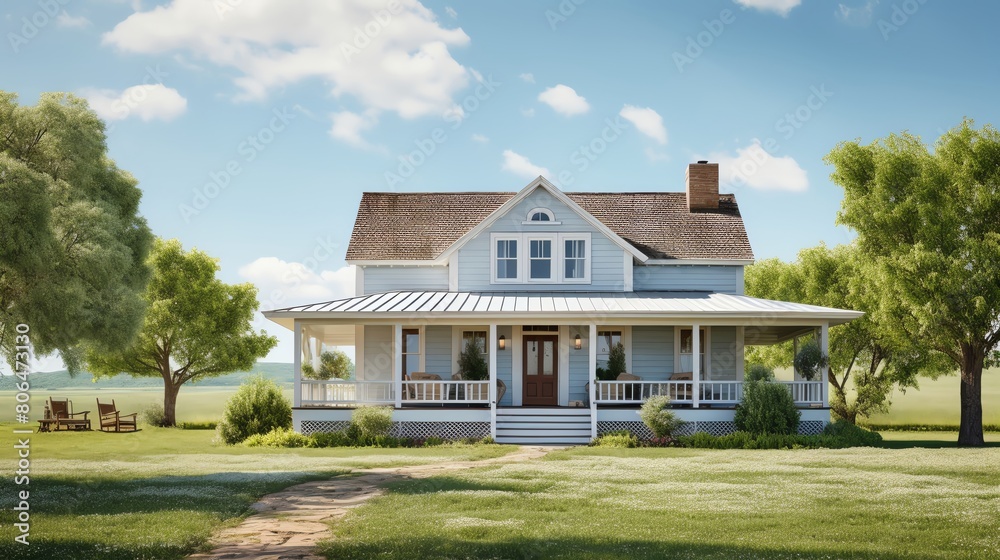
[86,238,277,426]
[826,119,1000,445]
[0,91,152,371]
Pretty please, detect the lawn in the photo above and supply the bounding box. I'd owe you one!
[0,424,513,560]
[321,442,1000,560]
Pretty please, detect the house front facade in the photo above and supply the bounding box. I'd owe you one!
[263,162,861,444]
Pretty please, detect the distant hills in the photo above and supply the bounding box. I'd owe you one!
[0,362,293,390]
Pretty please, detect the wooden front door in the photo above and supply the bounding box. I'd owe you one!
[523,335,558,406]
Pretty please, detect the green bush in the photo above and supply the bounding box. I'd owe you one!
[735,380,800,435]
[309,430,355,447]
[243,427,310,448]
[679,431,826,449]
[593,430,639,448]
[217,374,293,445]
[793,339,828,381]
[823,419,882,446]
[141,403,167,427]
[302,349,354,380]
[744,363,775,383]
[638,395,683,438]
[458,340,489,380]
[351,405,394,441]
[607,342,627,378]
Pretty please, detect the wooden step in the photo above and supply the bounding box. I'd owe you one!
[496,428,592,437]
[495,436,591,445]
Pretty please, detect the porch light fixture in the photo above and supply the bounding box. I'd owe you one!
[498,335,506,351]
[574,334,582,350]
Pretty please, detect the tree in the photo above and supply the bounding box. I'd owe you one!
[302,349,354,380]
[826,119,1000,445]
[745,244,948,425]
[458,340,488,380]
[0,91,153,371]
[86,239,277,426]
[607,342,627,378]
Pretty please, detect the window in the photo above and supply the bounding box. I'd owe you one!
[564,239,587,280]
[402,328,420,378]
[529,239,553,280]
[495,238,519,281]
[524,207,556,224]
[530,212,550,221]
[597,330,622,369]
[679,328,706,376]
[462,330,488,357]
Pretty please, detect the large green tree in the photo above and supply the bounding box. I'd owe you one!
[87,239,277,426]
[826,119,1000,446]
[0,91,152,371]
[746,244,948,424]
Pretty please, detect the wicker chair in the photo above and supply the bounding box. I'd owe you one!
[408,372,443,400]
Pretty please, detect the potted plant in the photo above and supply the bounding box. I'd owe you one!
[458,340,489,400]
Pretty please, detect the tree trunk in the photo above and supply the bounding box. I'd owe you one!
[163,381,182,428]
[957,344,985,447]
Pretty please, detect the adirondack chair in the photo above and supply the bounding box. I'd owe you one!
[97,399,138,432]
[48,397,91,431]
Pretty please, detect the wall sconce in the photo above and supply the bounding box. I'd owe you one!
[574,334,582,350]
[498,335,506,351]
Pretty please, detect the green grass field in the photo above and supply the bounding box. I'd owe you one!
[0,425,513,559]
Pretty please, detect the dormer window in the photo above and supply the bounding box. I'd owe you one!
[523,208,559,225]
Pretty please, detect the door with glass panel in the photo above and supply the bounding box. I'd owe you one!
[522,335,558,406]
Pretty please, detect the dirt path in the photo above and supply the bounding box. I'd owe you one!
[187,446,552,560]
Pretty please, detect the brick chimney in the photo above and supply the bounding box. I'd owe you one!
[686,161,719,211]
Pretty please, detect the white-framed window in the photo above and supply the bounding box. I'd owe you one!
[678,327,710,377]
[493,236,520,282]
[490,232,591,284]
[522,207,559,225]
[402,328,420,378]
[528,237,554,281]
[597,330,622,369]
[462,330,489,357]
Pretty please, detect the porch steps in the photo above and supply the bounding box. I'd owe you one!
[495,407,592,445]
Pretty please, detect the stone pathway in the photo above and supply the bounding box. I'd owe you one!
[188,446,552,560]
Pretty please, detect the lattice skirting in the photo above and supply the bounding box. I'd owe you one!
[299,420,489,440]
[598,420,827,438]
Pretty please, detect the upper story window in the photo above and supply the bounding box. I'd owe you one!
[523,208,559,225]
[491,232,591,284]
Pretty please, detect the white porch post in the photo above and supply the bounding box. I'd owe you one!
[393,323,403,409]
[819,322,830,407]
[692,324,701,408]
[489,324,498,439]
[588,323,597,440]
[293,319,302,408]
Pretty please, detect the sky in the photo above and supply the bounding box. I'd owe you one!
[3,0,998,369]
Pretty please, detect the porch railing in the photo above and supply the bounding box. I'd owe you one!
[301,380,394,406]
[401,380,491,404]
[593,380,824,406]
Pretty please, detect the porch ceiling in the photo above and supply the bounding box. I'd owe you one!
[264,291,863,336]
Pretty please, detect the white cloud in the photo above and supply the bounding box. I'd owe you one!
[537,84,590,116]
[619,105,667,144]
[521,107,535,118]
[82,84,187,121]
[835,1,878,26]
[329,109,379,148]
[103,0,471,119]
[445,6,457,18]
[705,140,808,192]
[471,133,489,143]
[239,258,356,308]
[502,149,549,178]
[733,0,801,16]
[56,11,91,28]
[519,72,535,83]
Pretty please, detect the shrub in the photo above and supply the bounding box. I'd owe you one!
[607,342,627,378]
[744,363,776,383]
[302,350,354,380]
[823,419,883,447]
[793,339,828,381]
[458,340,489,380]
[141,403,167,427]
[178,421,217,430]
[351,405,394,441]
[243,427,310,448]
[735,380,800,435]
[593,430,639,448]
[309,430,355,447]
[639,395,683,438]
[217,374,293,445]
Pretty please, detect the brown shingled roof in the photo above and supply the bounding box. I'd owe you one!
[345,191,754,261]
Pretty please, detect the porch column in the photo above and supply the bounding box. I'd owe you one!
[588,323,597,440]
[293,319,302,408]
[489,324,498,439]
[792,335,799,379]
[819,322,830,407]
[393,323,403,409]
[692,323,701,408]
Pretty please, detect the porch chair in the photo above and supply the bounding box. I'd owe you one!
[451,372,505,403]
[669,372,693,401]
[408,372,443,400]
[96,399,138,432]
[48,397,91,431]
[617,372,642,400]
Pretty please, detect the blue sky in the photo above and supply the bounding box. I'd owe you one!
[3,0,998,367]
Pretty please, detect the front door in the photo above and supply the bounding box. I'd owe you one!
[523,335,558,406]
